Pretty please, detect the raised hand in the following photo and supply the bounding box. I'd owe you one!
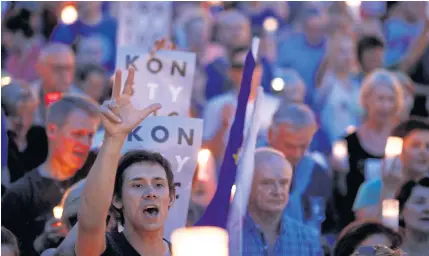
[100,67,161,139]
[381,156,403,191]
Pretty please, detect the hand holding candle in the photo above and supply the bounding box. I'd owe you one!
[384,136,403,174]
[382,199,399,231]
[332,140,349,172]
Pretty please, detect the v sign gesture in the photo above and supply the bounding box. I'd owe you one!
[100,67,162,139]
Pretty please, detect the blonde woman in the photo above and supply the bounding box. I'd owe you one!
[333,69,404,229]
[316,33,361,144]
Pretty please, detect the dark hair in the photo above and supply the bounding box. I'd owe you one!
[76,63,106,83]
[1,227,19,256]
[334,220,403,256]
[357,36,385,66]
[46,94,100,127]
[397,177,429,213]
[4,9,34,38]
[113,150,176,222]
[391,117,429,139]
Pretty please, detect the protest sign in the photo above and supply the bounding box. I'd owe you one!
[116,1,172,49]
[122,116,203,239]
[116,47,196,116]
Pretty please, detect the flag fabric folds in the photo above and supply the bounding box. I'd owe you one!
[227,86,265,255]
[195,41,258,229]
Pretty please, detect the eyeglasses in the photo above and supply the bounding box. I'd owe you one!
[352,245,406,256]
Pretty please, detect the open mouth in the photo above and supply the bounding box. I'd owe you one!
[143,205,159,217]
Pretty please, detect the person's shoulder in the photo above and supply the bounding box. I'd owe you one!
[2,169,39,202]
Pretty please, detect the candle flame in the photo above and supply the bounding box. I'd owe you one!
[333,141,348,159]
[230,185,236,202]
[263,17,278,32]
[385,137,403,158]
[271,77,285,92]
[53,206,63,219]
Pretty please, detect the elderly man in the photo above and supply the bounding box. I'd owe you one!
[32,43,81,126]
[243,147,322,255]
[265,102,334,231]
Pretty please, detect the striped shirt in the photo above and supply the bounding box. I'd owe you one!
[242,213,323,256]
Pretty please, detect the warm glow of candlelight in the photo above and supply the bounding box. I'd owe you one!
[271,77,285,92]
[263,17,279,32]
[61,5,78,25]
[53,206,63,219]
[385,137,403,158]
[382,199,399,231]
[197,149,211,181]
[346,0,361,7]
[171,227,229,256]
[333,141,348,159]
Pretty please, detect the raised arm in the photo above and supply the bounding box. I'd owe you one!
[76,67,161,256]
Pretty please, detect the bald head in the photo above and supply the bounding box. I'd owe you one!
[254,148,292,177]
[37,43,75,92]
[249,148,293,214]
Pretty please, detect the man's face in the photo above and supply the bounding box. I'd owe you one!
[48,109,99,175]
[39,51,75,93]
[361,47,384,73]
[82,71,105,102]
[268,123,316,167]
[118,162,172,232]
[249,161,292,214]
[229,64,263,93]
[402,130,429,176]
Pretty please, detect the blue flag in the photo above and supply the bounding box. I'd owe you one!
[195,47,257,228]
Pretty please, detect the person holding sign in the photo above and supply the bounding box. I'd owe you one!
[76,67,175,256]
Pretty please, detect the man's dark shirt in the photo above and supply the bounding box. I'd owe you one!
[101,232,171,256]
[1,169,80,256]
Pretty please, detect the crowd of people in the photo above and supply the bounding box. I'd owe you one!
[1,1,429,256]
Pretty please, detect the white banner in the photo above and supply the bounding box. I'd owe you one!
[122,116,203,239]
[116,47,196,116]
[116,1,172,49]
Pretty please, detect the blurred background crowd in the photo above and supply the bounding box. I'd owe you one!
[1,1,429,256]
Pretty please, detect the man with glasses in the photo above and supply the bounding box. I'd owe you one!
[31,43,80,126]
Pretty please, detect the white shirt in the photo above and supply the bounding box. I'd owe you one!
[202,91,280,142]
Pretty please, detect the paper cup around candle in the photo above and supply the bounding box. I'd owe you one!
[171,227,229,256]
[197,149,211,181]
[382,199,399,231]
[385,137,403,158]
[53,206,63,219]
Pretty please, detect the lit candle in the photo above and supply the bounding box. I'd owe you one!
[384,136,403,169]
[53,206,63,220]
[382,199,399,231]
[197,149,211,181]
[171,227,229,256]
[263,17,279,33]
[333,140,349,170]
